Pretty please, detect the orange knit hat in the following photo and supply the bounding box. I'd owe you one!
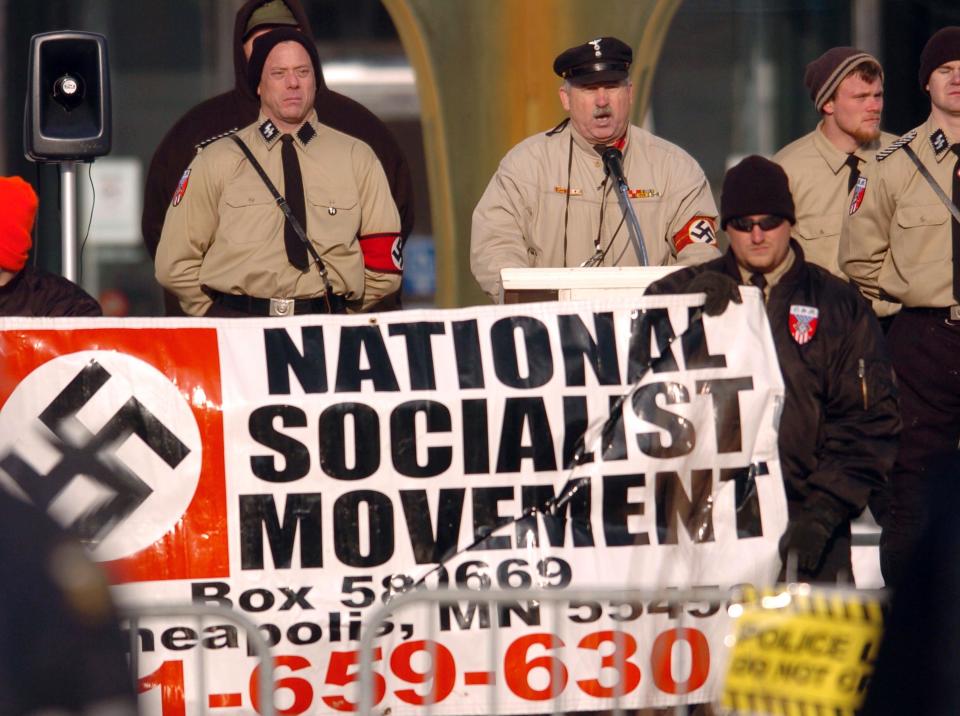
[0,176,37,272]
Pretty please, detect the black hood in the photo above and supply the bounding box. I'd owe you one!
[233,0,327,99]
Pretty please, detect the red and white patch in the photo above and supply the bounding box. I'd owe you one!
[360,232,403,273]
[673,216,717,253]
[789,305,819,345]
[848,175,867,215]
[171,168,191,207]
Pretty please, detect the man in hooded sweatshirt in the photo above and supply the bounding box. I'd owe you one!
[142,0,413,314]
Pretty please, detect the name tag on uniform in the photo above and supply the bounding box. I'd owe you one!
[554,186,583,196]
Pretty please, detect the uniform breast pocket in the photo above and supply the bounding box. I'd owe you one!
[892,204,951,264]
[307,191,360,246]
[222,186,277,244]
[797,215,841,241]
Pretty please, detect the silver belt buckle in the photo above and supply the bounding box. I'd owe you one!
[950,306,960,322]
[269,298,294,317]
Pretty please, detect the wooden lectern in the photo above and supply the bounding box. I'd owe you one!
[499,266,682,304]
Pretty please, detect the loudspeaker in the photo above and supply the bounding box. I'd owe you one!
[24,31,111,161]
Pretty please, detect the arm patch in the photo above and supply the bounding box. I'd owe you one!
[673,216,717,254]
[360,233,403,272]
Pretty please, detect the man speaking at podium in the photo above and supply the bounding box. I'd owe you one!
[470,36,720,302]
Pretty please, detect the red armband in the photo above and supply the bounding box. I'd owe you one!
[360,232,403,272]
[672,216,717,254]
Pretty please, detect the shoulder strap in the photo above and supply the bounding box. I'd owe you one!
[876,130,918,162]
[230,135,336,296]
[195,127,239,152]
[901,144,960,226]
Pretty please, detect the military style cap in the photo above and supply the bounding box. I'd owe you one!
[553,36,632,84]
[245,0,299,39]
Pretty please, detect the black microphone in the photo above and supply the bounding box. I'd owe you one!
[599,146,628,187]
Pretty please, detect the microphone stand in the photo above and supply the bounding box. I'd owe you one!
[600,147,648,266]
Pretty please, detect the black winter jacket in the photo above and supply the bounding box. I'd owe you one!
[0,265,102,317]
[648,243,900,578]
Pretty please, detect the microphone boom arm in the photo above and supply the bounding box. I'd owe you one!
[601,147,648,266]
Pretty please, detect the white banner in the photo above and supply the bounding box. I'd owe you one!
[0,292,786,714]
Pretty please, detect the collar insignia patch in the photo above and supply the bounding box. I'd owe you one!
[259,120,279,142]
[297,122,316,146]
[930,128,950,156]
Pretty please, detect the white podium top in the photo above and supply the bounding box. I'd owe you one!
[499,266,682,303]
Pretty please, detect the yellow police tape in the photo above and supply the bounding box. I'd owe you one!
[721,587,884,716]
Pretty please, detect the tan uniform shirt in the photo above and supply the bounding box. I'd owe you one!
[774,123,895,277]
[470,122,720,301]
[156,110,401,315]
[840,115,958,309]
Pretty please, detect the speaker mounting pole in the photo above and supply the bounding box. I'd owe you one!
[24,31,111,281]
[60,161,78,282]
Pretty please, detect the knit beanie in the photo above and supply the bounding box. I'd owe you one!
[720,156,795,229]
[244,0,298,40]
[0,176,37,272]
[804,47,882,111]
[246,27,320,95]
[919,27,960,89]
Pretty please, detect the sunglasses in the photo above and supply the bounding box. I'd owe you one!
[727,215,786,232]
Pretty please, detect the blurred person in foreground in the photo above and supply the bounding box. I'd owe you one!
[143,0,413,315]
[0,487,135,715]
[860,450,960,715]
[647,156,900,583]
[0,176,101,318]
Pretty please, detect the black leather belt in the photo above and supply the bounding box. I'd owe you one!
[902,306,960,321]
[210,291,343,316]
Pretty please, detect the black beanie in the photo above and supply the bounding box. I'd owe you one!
[247,27,320,95]
[919,27,960,90]
[720,156,795,229]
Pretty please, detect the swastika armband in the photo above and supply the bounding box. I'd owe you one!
[673,216,718,254]
[360,233,404,272]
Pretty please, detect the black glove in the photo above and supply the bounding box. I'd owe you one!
[687,271,742,316]
[778,492,848,577]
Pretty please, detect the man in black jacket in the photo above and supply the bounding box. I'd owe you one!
[647,155,900,583]
[142,0,414,314]
[0,176,101,318]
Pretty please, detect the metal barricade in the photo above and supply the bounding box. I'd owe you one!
[356,585,887,716]
[121,603,276,716]
[357,586,737,716]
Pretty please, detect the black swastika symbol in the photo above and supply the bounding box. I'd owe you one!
[0,359,191,546]
[690,220,716,244]
[391,238,404,269]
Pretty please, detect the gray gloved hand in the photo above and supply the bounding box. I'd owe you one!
[778,492,848,576]
[687,271,742,316]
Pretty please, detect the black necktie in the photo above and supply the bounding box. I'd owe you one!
[749,272,767,299]
[845,154,861,194]
[280,134,309,271]
[952,145,960,302]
